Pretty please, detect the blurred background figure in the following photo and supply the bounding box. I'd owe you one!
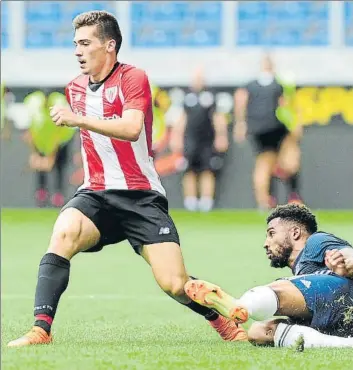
[233,55,302,210]
[22,90,75,207]
[1,82,15,140]
[170,66,229,212]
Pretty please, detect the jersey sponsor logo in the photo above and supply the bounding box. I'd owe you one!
[105,86,118,103]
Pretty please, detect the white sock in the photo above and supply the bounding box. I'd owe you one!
[237,286,279,321]
[274,323,353,348]
[184,196,198,211]
[198,197,214,212]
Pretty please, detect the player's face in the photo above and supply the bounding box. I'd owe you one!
[264,218,293,268]
[74,25,109,76]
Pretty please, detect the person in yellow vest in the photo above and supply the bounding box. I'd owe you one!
[23,90,76,207]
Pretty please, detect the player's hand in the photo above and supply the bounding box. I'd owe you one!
[214,135,228,153]
[50,105,80,127]
[340,248,353,278]
[325,249,348,277]
[233,121,247,144]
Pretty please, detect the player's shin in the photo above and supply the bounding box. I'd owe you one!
[274,323,353,348]
[34,253,70,334]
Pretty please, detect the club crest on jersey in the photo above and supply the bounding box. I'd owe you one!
[105,86,118,103]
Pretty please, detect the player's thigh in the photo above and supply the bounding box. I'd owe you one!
[141,241,189,290]
[48,207,101,259]
[277,134,301,173]
[121,191,187,289]
[267,279,311,318]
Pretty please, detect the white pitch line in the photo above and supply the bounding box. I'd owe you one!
[1,294,170,301]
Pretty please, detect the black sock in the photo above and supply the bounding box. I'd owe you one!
[34,253,70,334]
[183,300,219,321]
[288,173,299,193]
[185,276,219,321]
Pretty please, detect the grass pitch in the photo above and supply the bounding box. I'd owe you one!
[2,209,353,370]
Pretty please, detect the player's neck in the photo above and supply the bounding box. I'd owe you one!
[90,58,118,83]
[288,238,308,268]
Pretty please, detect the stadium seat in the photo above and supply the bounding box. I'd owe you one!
[130,1,222,48]
[24,1,116,48]
[345,1,353,46]
[236,1,329,46]
[1,1,9,49]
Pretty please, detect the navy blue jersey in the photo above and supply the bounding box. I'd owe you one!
[292,232,352,276]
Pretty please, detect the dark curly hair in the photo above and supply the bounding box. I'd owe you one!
[267,204,318,234]
[73,11,122,54]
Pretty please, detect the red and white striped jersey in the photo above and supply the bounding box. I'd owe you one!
[65,63,165,196]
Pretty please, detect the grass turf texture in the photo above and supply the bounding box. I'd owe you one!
[2,209,353,370]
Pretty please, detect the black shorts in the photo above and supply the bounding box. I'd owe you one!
[184,145,224,173]
[61,189,180,254]
[251,125,289,154]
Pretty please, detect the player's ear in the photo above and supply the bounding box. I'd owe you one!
[292,226,301,241]
[106,39,116,53]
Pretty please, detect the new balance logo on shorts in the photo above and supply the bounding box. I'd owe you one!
[159,227,170,235]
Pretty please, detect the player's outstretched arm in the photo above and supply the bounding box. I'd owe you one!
[50,105,143,142]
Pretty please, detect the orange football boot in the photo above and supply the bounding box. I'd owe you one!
[209,316,248,341]
[185,280,249,324]
[7,326,52,347]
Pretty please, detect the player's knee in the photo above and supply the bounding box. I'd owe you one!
[48,210,83,258]
[266,281,286,304]
[280,160,299,176]
[160,275,188,298]
[248,321,277,347]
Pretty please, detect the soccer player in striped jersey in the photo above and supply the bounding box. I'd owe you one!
[8,11,246,347]
[184,204,353,349]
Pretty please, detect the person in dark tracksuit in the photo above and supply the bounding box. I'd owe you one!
[233,55,302,210]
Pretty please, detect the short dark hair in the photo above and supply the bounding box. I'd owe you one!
[267,204,318,234]
[73,10,122,54]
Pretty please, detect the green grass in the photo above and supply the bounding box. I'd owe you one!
[2,209,353,370]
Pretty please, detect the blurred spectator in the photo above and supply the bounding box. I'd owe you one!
[22,90,76,207]
[1,83,15,140]
[233,55,302,210]
[170,67,229,212]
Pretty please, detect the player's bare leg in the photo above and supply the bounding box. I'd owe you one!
[248,319,353,349]
[182,171,198,211]
[277,133,302,203]
[184,279,311,324]
[7,208,100,347]
[140,242,247,341]
[198,170,215,212]
[253,152,277,210]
